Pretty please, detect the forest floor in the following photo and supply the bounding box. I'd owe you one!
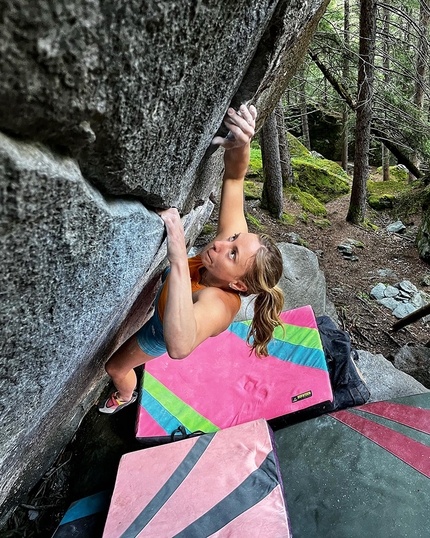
[2,173,430,538]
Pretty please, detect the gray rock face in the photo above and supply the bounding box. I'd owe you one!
[417,205,430,262]
[370,282,386,300]
[386,220,406,233]
[0,0,330,522]
[355,350,430,402]
[0,130,214,518]
[0,0,329,212]
[393,345,430,389]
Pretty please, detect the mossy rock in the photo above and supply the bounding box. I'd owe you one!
[287,133,310,158]
[313,218,332,229]
[367,177,420,211]
[284,185,327,217]
[362,219,379,231]
[376,165,408,182]
[394,184,430,217]
[246,134,349,205]
[201,223,216,235]
[243,180,262,200]
[292,159,350,203]
[368,193,396,210]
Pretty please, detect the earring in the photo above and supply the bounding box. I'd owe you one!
[228,283,232,288]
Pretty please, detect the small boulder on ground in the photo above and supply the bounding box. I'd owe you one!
[387,221,406,233]
[393,344,430,389]
[355,350,430,402]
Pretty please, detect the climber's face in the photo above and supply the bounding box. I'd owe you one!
[200,232,261,291]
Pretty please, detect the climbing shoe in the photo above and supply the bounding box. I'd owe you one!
[98,391,138,415]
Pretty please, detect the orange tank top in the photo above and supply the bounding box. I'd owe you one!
[157,255,241,323]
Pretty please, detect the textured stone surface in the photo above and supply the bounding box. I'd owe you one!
[393,344,430,389]
[0,0,330,522]
[0,131,213,520]
[417,204,430,262]
[0,0,329,212]
[355,350,430,402]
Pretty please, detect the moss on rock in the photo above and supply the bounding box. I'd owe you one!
[285,185,327,216]
[243,180,263,200]
[248,146,263,179]
[281,212,296,224]
[246,212,264,229]
[375,165,408,182]
[287,133,310,158]
[367,177,421,210]
[292,158,350,203]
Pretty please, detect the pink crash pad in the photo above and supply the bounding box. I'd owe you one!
[136,305,333,441]
[102,419,291,538]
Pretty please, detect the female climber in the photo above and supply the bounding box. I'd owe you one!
[99,104,285,414]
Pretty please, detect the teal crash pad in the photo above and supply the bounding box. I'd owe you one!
[274,392,430,538]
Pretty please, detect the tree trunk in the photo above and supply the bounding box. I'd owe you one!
[410,0,430,181]
[347,0,376,224]
[341,0,350,172]
[299,65,311,150]
[382,1,391,181]
[260,111,284,219]
[275,101,294,186]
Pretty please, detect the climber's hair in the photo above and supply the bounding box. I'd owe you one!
[241,234,284,357]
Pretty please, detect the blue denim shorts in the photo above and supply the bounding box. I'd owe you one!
[136,307,167,357]
[136,269,169,357]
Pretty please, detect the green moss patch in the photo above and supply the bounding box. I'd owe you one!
[201,223,215,235]
[281,212,296,225]
[284,186,327,217]
[367,177,420,210]
[313,218,332,229]
[248,147,263,179]
[287,133,310,158]
[243,180,263,200]
[292,158,350,203]
[375,165,408,182]
[246,213,264,229]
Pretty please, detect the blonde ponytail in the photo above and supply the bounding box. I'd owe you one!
[241,234,284,358]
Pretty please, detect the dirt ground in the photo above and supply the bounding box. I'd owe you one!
[2,181,430,538]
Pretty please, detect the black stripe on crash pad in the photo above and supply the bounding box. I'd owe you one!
[120,433,215,538]
[173,450,280,538]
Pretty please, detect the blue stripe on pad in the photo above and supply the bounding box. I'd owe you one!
[59,490,111,525]
[141,389,190,435]
[229,322,327,370]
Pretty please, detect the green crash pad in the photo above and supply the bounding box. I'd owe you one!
[275,392,430,538]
